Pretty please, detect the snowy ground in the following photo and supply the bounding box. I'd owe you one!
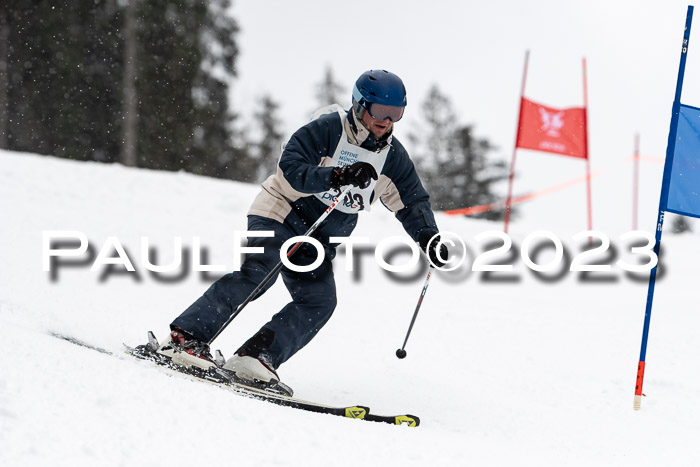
[2,150,700,466]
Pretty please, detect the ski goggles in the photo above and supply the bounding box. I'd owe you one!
[366,102,404,122]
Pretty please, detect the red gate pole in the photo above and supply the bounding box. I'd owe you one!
[504,50,530,233]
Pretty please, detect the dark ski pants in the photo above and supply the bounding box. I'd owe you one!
[171,215,337,369]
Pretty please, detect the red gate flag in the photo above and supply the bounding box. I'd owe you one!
[516,97,588,159]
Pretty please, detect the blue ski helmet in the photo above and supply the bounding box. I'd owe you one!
[352,70,407,122]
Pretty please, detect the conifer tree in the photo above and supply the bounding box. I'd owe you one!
[251,94,285,182]
[314,66,346,108]
[3,1,248,180]
[410,84,509,220]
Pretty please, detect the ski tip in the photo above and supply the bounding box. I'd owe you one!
[345,408,420,427]
[395,414,420,427]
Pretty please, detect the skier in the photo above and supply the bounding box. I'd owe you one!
[156,69,448,390]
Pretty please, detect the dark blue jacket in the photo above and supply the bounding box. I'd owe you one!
[248,109,439,247]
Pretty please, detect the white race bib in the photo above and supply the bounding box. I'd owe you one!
[314,108,390,214]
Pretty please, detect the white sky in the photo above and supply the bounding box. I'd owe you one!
[230,1,700,233]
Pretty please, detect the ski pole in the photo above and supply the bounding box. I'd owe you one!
[396,265,434,359]
[208,186,352,345]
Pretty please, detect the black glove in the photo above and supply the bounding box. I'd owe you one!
[419,233,449,269]
[330,162,378,189]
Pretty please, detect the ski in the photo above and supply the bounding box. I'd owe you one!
[51,331,420,427]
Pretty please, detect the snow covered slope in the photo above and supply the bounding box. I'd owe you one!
[2,150,700,466]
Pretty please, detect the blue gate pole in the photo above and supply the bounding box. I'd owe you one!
[635,5,694,410]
